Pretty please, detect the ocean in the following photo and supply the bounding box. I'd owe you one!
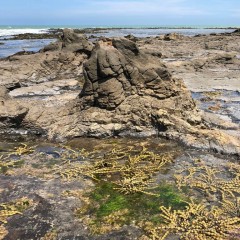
[0,25,237,58]
[0,39,55,58]
[0,25,237,37]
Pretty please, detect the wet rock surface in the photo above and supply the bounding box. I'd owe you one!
[0,138,174,239]
[0,138,239,240]
[0,28,240,240]
[1,176,90,240]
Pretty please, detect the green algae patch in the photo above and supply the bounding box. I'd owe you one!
[93,182,188,217]
[76,181,188,234]
[90,182,129,218]
[57,143,186,235]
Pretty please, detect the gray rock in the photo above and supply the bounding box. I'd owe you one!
[9,79,79,98]
[0,100,28,128]
[62,29,94,54]
[112,38,140,57]
[41,41,63,52]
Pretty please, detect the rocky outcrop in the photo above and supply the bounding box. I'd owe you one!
[77,38,200,128]
[62,28,94,54]
[0,29,95,101]
[41,29,94,55]
[163,33,186,41]
[233,29,240,35]
[125,34,139,42]
[27,38,202,140]
[0,31,239,156]
[0,51,86,89]
[26,38,240,155]
[0,30,90,90]
[8,31,62,40]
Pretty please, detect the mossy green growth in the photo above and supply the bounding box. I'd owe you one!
[90,182,129,218]
[88,182,188,224]
[156,185,188,209]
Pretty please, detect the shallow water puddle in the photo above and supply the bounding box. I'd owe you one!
[0,138,240,239]
[191,90,240,124]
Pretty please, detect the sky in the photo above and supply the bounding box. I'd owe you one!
[0,0,239,26]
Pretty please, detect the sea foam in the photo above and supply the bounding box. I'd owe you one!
[0,28,48,37]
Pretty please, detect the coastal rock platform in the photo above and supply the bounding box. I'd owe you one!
[0,29,239,156]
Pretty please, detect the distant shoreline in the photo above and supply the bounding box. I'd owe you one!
[0,26,238,42]
[0,25,239,30]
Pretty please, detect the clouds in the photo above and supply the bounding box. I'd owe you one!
[0,0,239,25]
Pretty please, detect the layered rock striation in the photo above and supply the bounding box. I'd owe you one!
[77,38,201,134]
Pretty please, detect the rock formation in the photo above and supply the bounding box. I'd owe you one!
[77,38,201,134]
[163,33,186,41]
[0,29,239,155]
[0,29,92,91]
[41,28,94,54]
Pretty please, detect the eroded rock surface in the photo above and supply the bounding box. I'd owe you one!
[0,29,92,90]
[0,86,28,129]
[0,29,239,155]
[27,38,202,142]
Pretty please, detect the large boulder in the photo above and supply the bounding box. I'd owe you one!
[80,38,199,117]
[54,38,201,138]
[20,38,201,142]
